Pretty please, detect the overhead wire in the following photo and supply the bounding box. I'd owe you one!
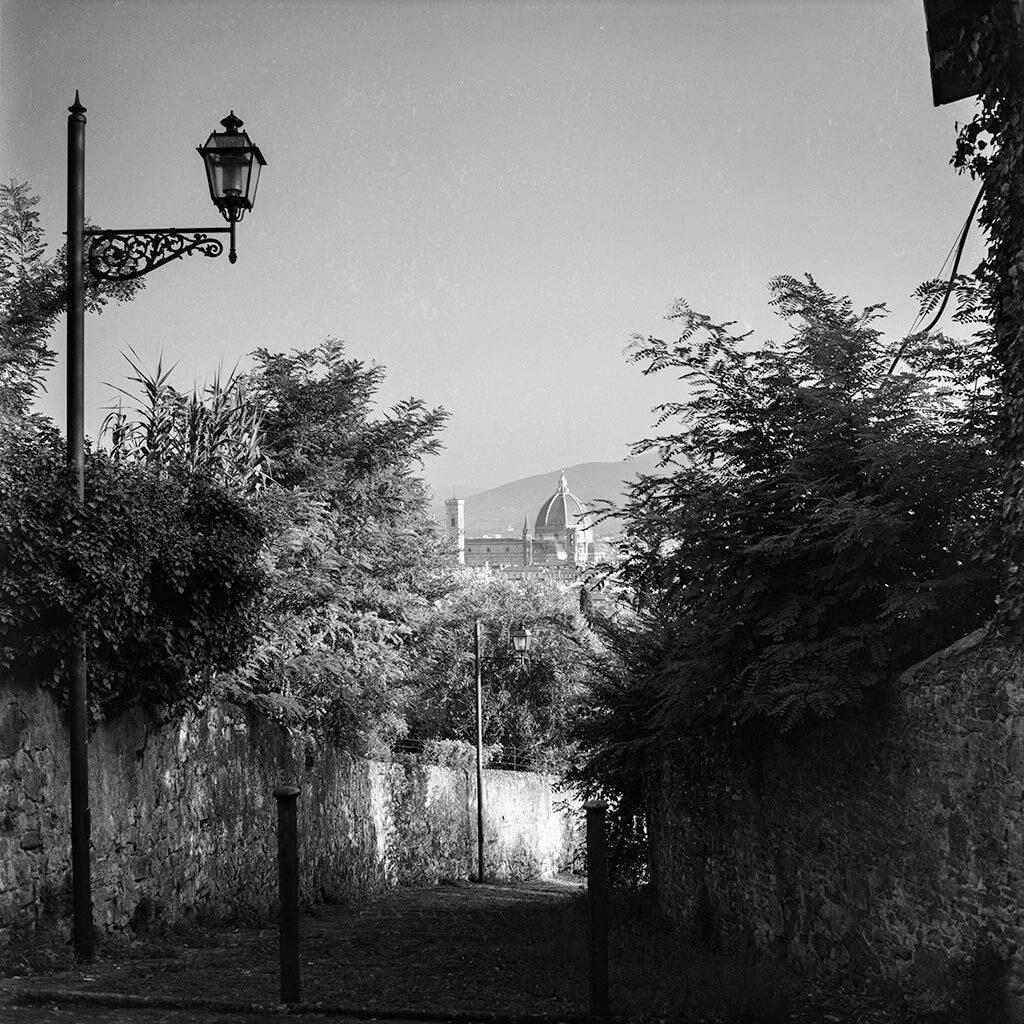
[886,185,985,375]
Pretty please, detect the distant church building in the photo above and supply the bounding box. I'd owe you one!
[445,472,597,569]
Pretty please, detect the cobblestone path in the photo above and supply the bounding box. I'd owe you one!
[1,878,588,1023]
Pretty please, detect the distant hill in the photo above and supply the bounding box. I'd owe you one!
[432,456,663,538]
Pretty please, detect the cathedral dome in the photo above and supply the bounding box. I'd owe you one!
[534,471,592,537]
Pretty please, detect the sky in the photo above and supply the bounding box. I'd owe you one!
[0,0,985,496]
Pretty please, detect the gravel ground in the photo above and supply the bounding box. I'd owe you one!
[1,879,591,1023]
[0,878,962,1024]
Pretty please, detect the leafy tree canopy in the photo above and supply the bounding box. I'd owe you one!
[0,180,143,424]
[607,274,999,742]
[213,340,454,751]
[402,571,595,762]
[566,274,1001,879]
[0,429,269,715]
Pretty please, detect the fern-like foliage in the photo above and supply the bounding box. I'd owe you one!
[0,180,144,424]
[610,273,999,743]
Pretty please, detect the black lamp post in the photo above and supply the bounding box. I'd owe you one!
[472,622,534,882]
[65,93,266,961]
[473,621,484,882]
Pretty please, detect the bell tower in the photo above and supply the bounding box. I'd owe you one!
[445,497,465,565]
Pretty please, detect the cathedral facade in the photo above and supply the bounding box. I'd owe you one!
[445,471,596,569]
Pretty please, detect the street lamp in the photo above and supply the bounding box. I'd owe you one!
[65,93,266,961]
[473,620,485,883]
[82,106,266,280]
[471,622,535,883]
[196,111,267,263]
[511,625,532,660]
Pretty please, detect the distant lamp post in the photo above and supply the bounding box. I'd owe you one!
[511,625,532,662]
[65,94,266,962]
[472,622,535,883]
[473,620,486,883]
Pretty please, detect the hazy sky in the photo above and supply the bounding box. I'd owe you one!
[0,0,984,494]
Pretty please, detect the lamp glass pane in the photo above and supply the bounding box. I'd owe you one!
[199,123,265,217]
[246,153,264,207]
[202,134,252,198]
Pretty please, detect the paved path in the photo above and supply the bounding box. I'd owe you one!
[2,1004,297,1023]
[1,878,588,1024]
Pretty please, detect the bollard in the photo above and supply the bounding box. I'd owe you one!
[585,798,609,1016]
[273,784,301,1004]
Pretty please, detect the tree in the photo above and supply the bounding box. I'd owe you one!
[0,428,268,715]
[565,274,1000,880]
[218,340,454,751]
[0,184,269,718]
[0,180,143,424]
[608,274,999,739]
[403,571,594,762]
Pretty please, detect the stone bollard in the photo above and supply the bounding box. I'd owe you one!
[273,784,301,1004]
[585,798,609,1016]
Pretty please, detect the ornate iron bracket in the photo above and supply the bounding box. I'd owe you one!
[84,226,234,281]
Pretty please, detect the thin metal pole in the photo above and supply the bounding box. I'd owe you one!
[273,785,301,1004]
[585,799,609,1016]
[474,619,484,883]
[67,91,93,964]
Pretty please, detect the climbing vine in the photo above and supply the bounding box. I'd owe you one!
[952,1,1024,640]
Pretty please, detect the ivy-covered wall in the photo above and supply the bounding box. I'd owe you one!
[647,631,1024,1018]
[0,678,580,945]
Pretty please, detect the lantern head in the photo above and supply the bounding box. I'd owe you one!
[511,626,532,655]
[197,111,266,222]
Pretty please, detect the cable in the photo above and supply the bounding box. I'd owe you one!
[906,209,963,338]
[887,184,985,375]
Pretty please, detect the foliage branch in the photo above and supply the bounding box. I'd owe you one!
[215,340,454,751]
[0,180,142,423]
[576,273,998,757]
[567,274,1000,876]
[402,571,593,763]
[0,425,269,715]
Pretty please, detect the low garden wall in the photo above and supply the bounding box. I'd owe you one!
[0,678,580,945]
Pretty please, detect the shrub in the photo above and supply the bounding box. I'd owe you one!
[0,425,268,715]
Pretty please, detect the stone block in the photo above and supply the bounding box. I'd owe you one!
[0,898,25,927]
[19,831,42,852]
[0,704,28,759]
[914,945,948,1000]
[5,784,24,813]
[22,768,48,802]
[0,859,18,894]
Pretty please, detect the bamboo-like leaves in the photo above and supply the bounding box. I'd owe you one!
[101,347,271,494]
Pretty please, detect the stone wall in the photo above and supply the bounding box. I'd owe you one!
[647,630,1024,1018]
[0,679,580,945]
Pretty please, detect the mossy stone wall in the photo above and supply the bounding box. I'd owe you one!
[647,631,1024,1018]
[0,679,579,944]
